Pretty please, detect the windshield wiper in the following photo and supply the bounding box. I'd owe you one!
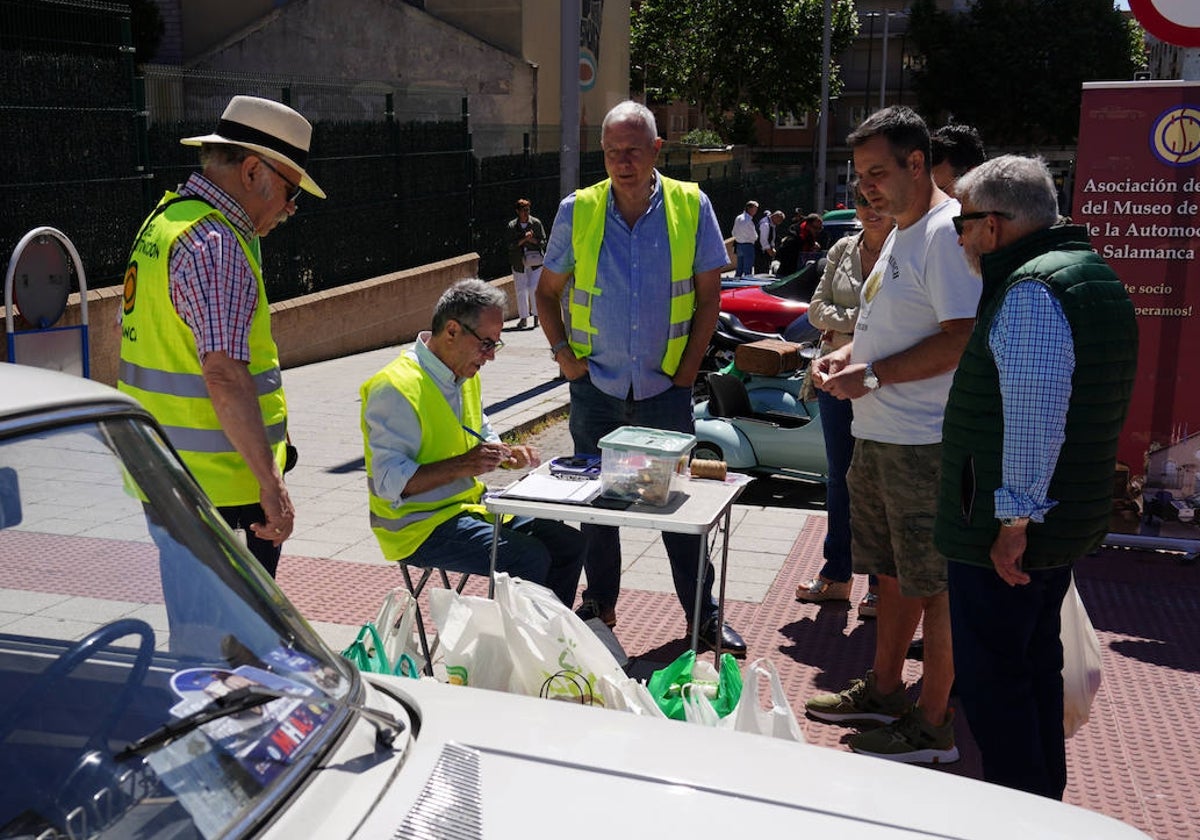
[117,685,406,760]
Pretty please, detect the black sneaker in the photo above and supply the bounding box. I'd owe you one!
[575,599,617,628]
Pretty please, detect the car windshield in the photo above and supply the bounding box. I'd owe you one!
[0,409,356,838]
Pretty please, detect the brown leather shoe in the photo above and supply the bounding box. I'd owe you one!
[795,577,851,603]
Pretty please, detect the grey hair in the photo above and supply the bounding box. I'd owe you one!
[955,155,1060,232]
[601,100,658,144]
[198,143,251,168]
[432,279,508,334]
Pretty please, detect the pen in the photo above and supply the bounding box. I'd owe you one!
[461,425,488,444]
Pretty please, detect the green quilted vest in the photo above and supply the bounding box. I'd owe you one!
[935,225,1138,569]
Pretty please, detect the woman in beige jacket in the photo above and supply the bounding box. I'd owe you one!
[795,187,894,617]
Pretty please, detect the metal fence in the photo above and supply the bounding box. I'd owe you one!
[1,0,764,305]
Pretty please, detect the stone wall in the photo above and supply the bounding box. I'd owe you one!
[2,254,513,386]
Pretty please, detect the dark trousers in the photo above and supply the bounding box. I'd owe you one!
[220,503,283,577]
[949,559,1073,799]
[567,376,717,621]
[816,389,854,582]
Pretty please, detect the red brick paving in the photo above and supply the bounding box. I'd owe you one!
[277,518,1200,840]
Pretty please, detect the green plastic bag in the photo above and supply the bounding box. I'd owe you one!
[647,649,743,721]
[341,622,392,674]
[341,622,420,678]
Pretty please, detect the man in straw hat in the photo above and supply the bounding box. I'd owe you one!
[119,95,324,586]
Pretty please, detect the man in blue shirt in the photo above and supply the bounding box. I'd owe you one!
[936,155,1136,798]
[535,101,746,656]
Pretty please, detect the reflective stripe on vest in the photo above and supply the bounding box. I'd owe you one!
[117,194,287,507]
[568,175,701,376]
[360,354,490,561]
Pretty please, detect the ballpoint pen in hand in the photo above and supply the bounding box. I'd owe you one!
[461,425,488,443]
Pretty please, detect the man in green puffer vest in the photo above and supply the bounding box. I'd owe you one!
[935,155,1137,800]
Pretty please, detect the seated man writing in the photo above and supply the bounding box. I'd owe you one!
[360,279,584,605]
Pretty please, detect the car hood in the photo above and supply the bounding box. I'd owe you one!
[266,677,1146,840]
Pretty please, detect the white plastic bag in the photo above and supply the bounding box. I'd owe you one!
[492,573,627,705]
[732,658,805,741]
[374,586,422,677]
[1061,574,1102,738]
[682,681,734,729]
[597,675,666,717]
[427,588,513,691]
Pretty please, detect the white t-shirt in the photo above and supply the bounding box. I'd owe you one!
[851,198,981,445]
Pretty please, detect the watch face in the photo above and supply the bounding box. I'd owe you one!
[863,367,879,390]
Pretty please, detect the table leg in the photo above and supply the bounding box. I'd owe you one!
[488,515,501,598]
[715,505,732,661]
[690,533,705,653]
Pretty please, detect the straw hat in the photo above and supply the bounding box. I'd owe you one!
[182,95,326,199]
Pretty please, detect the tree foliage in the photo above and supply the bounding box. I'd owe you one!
[907,0,1144,146]
[631,0,859,143]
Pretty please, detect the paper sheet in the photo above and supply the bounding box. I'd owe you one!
[499,473,603,505]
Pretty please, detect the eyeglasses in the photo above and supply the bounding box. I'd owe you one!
[461,322,505,354]
[257,156,303,204]
[952,210,1013,236]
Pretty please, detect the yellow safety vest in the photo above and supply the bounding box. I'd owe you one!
[361,354,491,561]
[568,175,701,376]
[117,193,287,507]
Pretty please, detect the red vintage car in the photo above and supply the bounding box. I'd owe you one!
[718,261,821,333]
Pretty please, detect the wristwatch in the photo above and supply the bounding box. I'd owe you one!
[862,363,880,391]
[550,340,570,359]
[999,516,1030,528]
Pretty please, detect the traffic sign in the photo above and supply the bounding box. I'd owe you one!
[1130,0,1200,47]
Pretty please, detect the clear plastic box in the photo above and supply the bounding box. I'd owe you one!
[597,426,696,507]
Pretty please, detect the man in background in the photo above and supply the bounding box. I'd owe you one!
[930,123,986,197]
[732,199,760,278]
[936,155,1136,798]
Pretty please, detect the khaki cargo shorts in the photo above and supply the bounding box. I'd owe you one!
[847,439,948,598]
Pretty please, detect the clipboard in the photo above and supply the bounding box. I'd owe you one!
[498,473,604,505]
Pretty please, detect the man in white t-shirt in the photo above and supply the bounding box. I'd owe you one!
[804,106,981,764]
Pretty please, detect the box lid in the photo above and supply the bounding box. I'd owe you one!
[598,425,696,456]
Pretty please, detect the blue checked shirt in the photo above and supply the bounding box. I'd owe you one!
[543,171,728,401]
[989,280,1075,522]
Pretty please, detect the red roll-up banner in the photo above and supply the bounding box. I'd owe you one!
[1073,81,1200,546]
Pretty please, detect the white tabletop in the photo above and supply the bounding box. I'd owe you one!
[484,467,750,534]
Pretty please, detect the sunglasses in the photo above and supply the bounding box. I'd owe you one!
[952,210,1013,236]
[461,321,505,354]
[257,156,303,203]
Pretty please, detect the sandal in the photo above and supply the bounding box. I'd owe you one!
[795,576,851,603]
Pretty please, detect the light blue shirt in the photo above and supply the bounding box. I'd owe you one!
[989,280,1075,522]
[362,331,498,505]
[543,171,729,401]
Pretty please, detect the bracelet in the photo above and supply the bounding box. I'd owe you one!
[550,340,570,359]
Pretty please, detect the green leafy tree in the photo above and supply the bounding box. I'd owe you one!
[908,0,1144,146]
[632,0,859,144]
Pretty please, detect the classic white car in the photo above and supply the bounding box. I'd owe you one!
[0,364,1147,839]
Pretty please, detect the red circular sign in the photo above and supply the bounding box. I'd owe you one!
[1130,0,1200,47]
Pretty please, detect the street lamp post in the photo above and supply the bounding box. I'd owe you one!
[815,0,832,211]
